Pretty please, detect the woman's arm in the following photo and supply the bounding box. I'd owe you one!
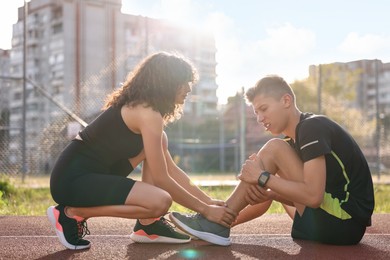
[139,110,205,212]
[162,132,222,205]
[138,108,236,225]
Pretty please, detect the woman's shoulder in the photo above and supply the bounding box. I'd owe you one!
[122,104,163,125]
[118,104,163,135]
[127,104,161,117]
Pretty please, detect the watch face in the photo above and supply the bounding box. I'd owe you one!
[258,172,270,187]
[260,174,268,183]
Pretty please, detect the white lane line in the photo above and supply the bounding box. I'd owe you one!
[0,234,389,238]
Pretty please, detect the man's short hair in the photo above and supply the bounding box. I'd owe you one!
[245,75,295,104]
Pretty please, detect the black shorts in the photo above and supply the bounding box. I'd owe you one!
[291,207,366,245]
[50,140,136,207]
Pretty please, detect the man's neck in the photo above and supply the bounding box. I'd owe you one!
[283,109,302,141]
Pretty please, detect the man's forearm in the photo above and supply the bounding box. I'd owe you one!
[271,191,294,207]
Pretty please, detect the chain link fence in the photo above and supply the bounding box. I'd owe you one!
[0,65,389,184]
[0,67,113,179]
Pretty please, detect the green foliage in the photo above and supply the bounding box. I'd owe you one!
[0,176,16,198]
[0,190,6,208]
[373,185,390,213]
[319,63,360,102]
[0,186,55,215]
[0,177,55,215]
[291,64,374,146]
[170,186,235,214]
[170,184,390,214]
[0,177,15,212]
[0,175,388,215]
[291,79,318,113]
[293,63,361,113]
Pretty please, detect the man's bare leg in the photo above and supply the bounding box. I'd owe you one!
[226,138,305,217]
[231,201,272,227]
[168,138,305,246]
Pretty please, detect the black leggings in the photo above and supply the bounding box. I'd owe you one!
[291,207,366,245]
[50,140,136,207]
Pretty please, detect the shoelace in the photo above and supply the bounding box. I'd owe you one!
[187,213,202,219]
[77,220,91,239]
[159,217,176,231]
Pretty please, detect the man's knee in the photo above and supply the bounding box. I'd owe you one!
[257,138,295,173]
[260,138,291,155]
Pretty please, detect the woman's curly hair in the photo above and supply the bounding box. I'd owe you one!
[103,52,198,125]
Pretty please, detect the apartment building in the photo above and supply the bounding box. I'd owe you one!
[7,0,219,172]
[0,49,10,114]
[0,49,11,172]
[309,59,390,119]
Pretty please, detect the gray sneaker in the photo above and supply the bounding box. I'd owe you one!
[169,212,231,246]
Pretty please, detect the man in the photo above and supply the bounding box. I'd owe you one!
[170,75,375,246]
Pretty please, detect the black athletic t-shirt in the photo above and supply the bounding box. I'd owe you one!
[286,113,374,226]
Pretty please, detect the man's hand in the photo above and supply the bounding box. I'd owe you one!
[238,153,263,184]
[245,184,273,205]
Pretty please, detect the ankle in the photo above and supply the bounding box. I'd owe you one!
[139,218,160,226]
[64,206,84,221]
[64,206,74,218]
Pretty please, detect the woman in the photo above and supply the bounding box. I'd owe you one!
[47,52,236,250]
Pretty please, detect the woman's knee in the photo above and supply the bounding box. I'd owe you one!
[149,189,172,216]
[125,182,172,216]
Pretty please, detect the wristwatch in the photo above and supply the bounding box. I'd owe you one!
[258,171,270,187]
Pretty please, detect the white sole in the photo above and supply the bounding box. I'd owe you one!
[129,232,190,244]
[46,206,91,250]
[169,213,231,246]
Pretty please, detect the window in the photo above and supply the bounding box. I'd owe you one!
[14,92,22,100]
[52,23,63,34]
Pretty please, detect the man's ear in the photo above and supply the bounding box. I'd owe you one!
[281,94,293,108]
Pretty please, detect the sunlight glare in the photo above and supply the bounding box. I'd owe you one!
[179,249,203,259]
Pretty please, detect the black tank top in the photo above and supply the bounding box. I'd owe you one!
[79,106,144,167]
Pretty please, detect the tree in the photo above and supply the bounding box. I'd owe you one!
[296,63,374,147]
[290,79,317,113]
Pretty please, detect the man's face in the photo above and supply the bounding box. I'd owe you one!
[251,94,289,135]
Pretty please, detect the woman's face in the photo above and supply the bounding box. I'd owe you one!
[175,82,192,104]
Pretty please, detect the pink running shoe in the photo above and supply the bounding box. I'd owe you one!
[47,205,90,250]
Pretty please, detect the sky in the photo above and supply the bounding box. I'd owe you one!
[2,1,390,104]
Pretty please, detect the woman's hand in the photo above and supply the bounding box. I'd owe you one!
[208,198,227,207]
[203,205,237,228]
